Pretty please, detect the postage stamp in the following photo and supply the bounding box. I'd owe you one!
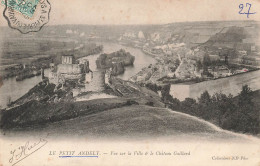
[2,0,51,33]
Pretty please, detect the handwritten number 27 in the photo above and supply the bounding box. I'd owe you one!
[239,3,256,18]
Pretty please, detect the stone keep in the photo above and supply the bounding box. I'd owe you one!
[62,55,75,64]
[85,71,105,92]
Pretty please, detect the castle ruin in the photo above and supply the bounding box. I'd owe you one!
[48,55,106,96]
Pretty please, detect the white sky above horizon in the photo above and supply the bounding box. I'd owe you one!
[0,0,259,26]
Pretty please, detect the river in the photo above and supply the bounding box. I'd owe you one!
[81,42,157,80]
[0,73,43,109]
[0,42,156,108]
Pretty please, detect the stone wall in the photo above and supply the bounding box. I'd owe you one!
[48,72,59,85]
[57,64,82,75]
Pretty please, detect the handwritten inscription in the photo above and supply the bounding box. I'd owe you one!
[9,138,48,166]
[239,3,256,18]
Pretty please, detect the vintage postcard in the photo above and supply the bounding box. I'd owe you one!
[0,0,260,165]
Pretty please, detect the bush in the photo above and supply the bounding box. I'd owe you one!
[145,101,154,107]
[125,100,139,106]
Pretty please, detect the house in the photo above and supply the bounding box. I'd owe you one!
[238,50,247,56]
[209,54,220,61]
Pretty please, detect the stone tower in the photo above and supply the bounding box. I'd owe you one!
[62,55,75,64]
[85,71,105,92]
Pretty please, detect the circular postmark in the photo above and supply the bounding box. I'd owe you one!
[3,0,51,34]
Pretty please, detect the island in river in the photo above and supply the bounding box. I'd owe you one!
[96,49,135,76]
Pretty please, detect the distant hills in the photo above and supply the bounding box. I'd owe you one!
[1,20,258,44]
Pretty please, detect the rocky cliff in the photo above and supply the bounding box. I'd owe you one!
[111,62,125,76]
[96,49,135,73]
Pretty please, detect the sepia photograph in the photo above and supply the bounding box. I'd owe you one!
[0,0,259,165]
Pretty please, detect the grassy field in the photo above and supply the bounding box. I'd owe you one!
[1,105,256,142]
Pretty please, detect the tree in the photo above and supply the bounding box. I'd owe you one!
[146,83,159,93]
[202,65,209,76]
[196,60,203,71]
[238,85,253,107]
[182,98,196,107]
[198,91,211,105]
[197,91,213,119]
[211,93,235,126]
[181,98,197,115]
[236,85,258,133]
[224,54,229,66]
[168,97,181,110]
[203,54,211,67]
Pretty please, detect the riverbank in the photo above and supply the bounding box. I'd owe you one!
[119,42,159,59]
[142,48,159,58]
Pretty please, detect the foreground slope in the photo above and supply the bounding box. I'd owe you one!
[2,105,258,142]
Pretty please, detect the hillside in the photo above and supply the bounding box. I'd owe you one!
[0,78,259,142]
[1,105,258,142]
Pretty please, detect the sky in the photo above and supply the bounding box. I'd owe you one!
[0,0,260,25]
